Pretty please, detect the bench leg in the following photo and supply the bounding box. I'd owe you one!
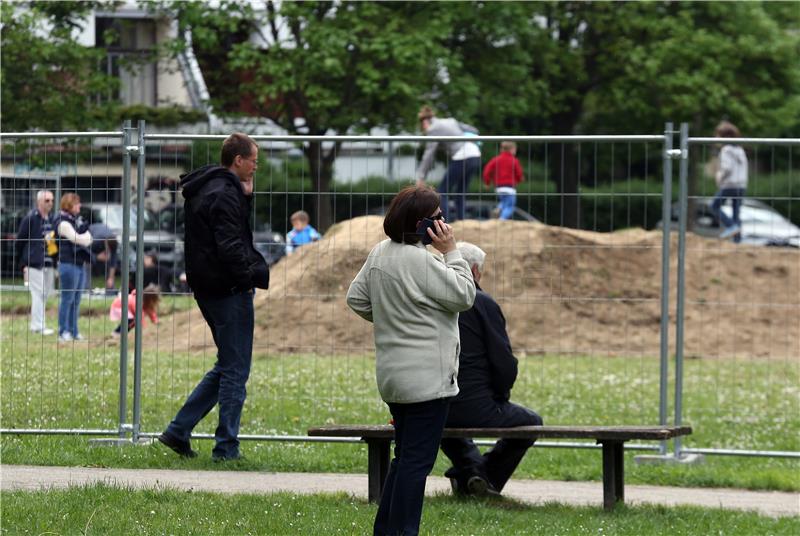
[366,438,391,504]
[601,440,625,510]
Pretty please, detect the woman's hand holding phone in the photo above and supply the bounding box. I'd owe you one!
[427,219,456,255]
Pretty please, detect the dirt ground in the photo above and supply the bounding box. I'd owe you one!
[160,216,799,360]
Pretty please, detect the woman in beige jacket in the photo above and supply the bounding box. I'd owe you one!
[347,184,475,536]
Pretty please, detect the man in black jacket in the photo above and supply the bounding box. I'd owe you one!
[441,241,543,495]
[159,132,269,461]
[15,190,57,335]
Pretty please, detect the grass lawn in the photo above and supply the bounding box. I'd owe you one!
[2,298,798,492]
[2,484,798,535]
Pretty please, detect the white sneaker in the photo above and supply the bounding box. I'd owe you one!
[31,328,55,336]
[58,333,73,342]
[720,225,741,239]
[73,333,85,341]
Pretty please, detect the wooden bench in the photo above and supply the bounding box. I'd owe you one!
[307,424,692,510]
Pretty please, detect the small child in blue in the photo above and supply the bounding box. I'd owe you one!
[286,210,321,254]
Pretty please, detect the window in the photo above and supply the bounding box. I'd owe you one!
[96,17,157,106]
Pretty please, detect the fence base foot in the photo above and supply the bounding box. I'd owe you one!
[88,438,150,448]
[634,453,705,465]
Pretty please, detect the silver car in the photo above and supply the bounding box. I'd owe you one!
[658,197,800,248]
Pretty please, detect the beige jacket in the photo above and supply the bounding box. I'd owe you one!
[346,239,476,403]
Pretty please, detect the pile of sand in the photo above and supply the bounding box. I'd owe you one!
[159,216,799,360]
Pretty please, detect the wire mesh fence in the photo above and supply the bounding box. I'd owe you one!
[0,124,797,459]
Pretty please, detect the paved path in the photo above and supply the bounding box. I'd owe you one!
[2,465,798,518]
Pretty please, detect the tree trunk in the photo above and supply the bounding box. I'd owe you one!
[304,141,338,232]
[550,110,582,229]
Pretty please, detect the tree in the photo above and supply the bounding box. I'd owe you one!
[439,1,800,228]
[0,1,120,131]
[160,1,453,231]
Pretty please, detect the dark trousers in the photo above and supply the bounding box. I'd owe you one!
[440,399,542,492]
[374,398,450,536]
[439,157,481,222]
[166,291,254,459]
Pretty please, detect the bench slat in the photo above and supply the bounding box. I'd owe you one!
[307,424,692,441]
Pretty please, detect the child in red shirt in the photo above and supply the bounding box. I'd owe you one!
[110,283,160,336]
[482,141,523,220]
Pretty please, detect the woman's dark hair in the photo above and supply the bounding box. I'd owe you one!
[383,185,440,244]
[221,132,256,167]
[714,120,741,138]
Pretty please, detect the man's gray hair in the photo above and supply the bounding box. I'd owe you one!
[456,241,486,270]
[36,190,53,201]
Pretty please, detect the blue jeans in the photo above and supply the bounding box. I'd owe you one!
[374,398,450,536]
[439,157,481,222]
[497,191,517,220]
[166,291,254,459]
[711,188,745,243]
[58,262,85,337]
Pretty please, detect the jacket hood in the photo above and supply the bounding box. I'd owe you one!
[180,164,240,199]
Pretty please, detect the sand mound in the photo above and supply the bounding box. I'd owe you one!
[157,217,799,359]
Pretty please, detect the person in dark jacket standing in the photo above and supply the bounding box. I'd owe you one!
[440,241,543,496]
[159,132,269,461]
[15,190,57,335]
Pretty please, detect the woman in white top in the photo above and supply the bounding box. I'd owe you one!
[347,184,475,536]
[416,105,481,222]
[712,121,749,242]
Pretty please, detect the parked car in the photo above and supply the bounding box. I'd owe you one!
[253,224,287,266]
[80,203,185,273]
[450,199,540,222]
[155,204,286,267]
[657,197,800,248]
[369,199,539,223]
[0,207,27,278]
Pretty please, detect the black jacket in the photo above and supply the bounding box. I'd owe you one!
[53,211,91,266]
[453,283,518,404]
[15,209,56,269]
[180,164,269,299]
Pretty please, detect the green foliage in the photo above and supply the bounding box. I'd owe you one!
[111,105,208,127]
[4,485,798,535]
[0,1,120,131]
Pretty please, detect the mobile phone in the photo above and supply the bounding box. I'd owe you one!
[416,217,437,245]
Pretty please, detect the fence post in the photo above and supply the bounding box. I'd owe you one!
[658,122,674,455]
[118,120,133,438]
[674,123,690,458]
[132,120,146,442]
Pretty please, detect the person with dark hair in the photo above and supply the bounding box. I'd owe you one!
[110,282,160,337]
[15,190,57,335]
[159,132,269,462]
[712,120,748,242]
[347,184,476,536]
[440,241,543,497]
[54,193,92,342]
[416,105,482,222]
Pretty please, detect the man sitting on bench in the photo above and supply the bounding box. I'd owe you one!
[441,241,543,496]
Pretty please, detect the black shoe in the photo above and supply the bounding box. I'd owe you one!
[212,453,243,463]
[158,432,197,458]
[465,475,500,497]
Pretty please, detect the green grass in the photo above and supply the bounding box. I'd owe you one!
[1,307,799,491]
[2,484,797,535]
